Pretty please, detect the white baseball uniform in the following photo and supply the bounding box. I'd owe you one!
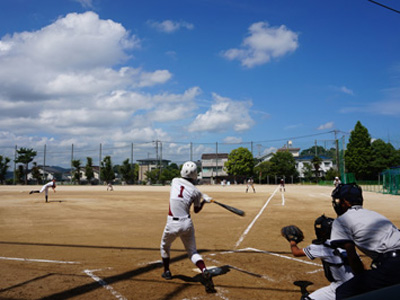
[160,177,203,265]
[40,181,55,196]
[303,241,354,300]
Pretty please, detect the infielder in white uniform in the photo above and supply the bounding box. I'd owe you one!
[285,215,353,300]
[160,161,216,293]
[333,177,341,187]
[29,179,56,203]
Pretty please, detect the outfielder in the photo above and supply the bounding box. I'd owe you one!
[330,183,400,299]
[29,179,56,203]
[160,161,216,293]
[282,215,353,300]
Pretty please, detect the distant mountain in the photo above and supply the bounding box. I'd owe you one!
[44,166,71,173]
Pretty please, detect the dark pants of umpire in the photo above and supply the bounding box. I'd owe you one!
[336,256,400,299]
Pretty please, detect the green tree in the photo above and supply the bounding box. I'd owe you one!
[312,156,323,182]
[302,163,314,182]
[145,169,157,184]
[85,157,95,184]
[225,147,255,180]
[370,139,400,176]
[72,159,82,184]
[31,162,42,184]
[325,167,340,181]
[120,159,136,184]
[345,121,373,180]
[160,164,180,184]
[15,165,25,184]
[15,147,37,184]
[100,156,115,184]
[270,151,298,179]
[254,161,273,183]
[0,155,11,184]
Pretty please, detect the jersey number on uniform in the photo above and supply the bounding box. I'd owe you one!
[178,186,185,198]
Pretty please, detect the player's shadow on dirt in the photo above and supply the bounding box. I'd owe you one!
[173,265,231,283]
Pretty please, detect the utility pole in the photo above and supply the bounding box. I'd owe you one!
[43,144,46,182]
[71,144,74,184]
[334,130,340,171]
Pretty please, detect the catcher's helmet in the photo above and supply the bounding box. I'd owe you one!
[314,214,334,241]
[331,183,363,215]
[180,161,198,181]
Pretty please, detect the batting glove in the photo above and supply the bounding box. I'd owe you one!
[203,194,213,203]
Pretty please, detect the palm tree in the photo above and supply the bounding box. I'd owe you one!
[72,159,82,184]
[15,147,37,184]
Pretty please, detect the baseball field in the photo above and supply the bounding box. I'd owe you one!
[0,184,398,300]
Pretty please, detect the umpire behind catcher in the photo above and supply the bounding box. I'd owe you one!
[330,183,400,299]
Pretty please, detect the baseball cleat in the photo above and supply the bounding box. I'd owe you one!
[161,270,172,280]
[29,191,33,194]
[202,269,216,293]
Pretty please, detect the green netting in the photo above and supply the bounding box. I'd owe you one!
[381,168,400,195]
[344,173,356,184]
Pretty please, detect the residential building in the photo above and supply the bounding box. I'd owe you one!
[201,153,229,184]
[295,155,334,178]
[137,158,170,182]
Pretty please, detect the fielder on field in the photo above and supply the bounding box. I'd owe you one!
[333,177,341,187]
[245,177,256,193]
[29,179,56,203]
[280,179,285,192]
[160,161,216,293]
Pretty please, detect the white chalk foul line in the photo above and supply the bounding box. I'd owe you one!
[235,248,322,267]
[235,187,280,248]
[84,269,127,300]
[0,256,80,264]
[282,191,285,206]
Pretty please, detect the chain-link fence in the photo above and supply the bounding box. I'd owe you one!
[0,131,348,184]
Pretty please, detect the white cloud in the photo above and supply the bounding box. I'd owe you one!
[73,0,94,9]
[147,20,194,33]
[340,86,354,95]
[188,93,255,133]
[222,21,299,68]
[223,136,243,143]
[317,122,334,130]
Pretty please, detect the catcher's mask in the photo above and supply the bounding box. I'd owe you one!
[314,214,334,241]
[180,161,198,181]
[331,183,363,215]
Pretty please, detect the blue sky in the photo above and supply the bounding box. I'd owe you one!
[0,0,399,166]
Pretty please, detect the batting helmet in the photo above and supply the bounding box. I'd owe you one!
[180,161,198,181]
[314,214,334,242]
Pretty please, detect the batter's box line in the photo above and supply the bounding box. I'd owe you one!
[84,268,127,300]
[207,247,322,267]
[0,256,80,264]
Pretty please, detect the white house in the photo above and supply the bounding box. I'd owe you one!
[295,155,334,178]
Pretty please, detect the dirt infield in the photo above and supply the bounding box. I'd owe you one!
[0,184,399,300]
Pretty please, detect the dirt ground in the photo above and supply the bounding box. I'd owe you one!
[0,183,399,300]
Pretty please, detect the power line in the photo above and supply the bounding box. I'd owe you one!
[368,0,400,14]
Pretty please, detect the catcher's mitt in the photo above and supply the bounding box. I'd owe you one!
[281,225,304,243]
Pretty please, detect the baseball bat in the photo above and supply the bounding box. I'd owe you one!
[210,199,245,216]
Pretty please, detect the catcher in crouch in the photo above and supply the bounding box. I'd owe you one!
[281,215,354,300]
[160,161,216,293]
